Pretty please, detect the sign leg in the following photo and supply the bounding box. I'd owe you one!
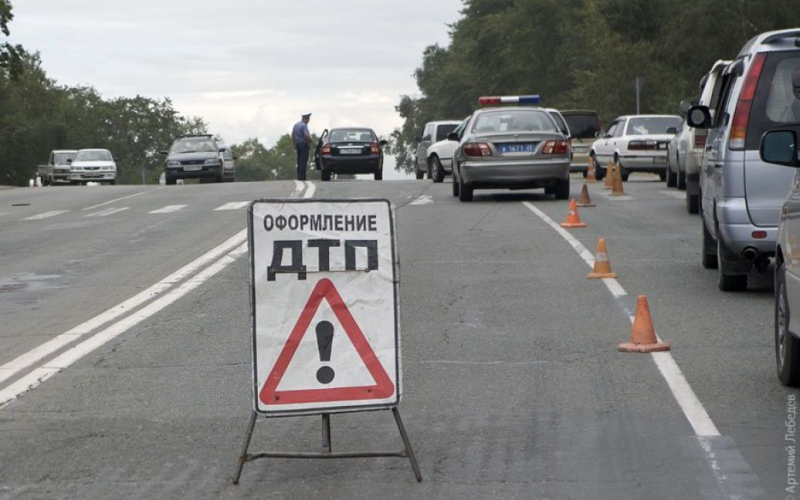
[392,408,422,482]
[233,411,258,485]
[322,414,332,453]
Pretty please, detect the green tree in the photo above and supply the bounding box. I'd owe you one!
[0,0,25,78]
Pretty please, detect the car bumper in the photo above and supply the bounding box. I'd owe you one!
[570,150,591,172]
[618,155,667,171]
[321,156,381,174]
[69,172,116,181]
[460,159,570,186]
[167,165,222,179]
[717,197,777,256]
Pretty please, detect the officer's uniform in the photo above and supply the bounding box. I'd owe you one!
[292,114,312,181]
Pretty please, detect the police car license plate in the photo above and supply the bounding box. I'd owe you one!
[184,166,202,171]
[340,148,361,155]
[498,143,536,154]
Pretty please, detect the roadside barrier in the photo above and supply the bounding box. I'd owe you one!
[576,184,594,207]
[588,238,617,279]
[618,295,671,353]
[610,163,626,196]
[604,161,615,190]
[561,199,587,228]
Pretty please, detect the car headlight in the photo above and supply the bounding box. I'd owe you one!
[204,158,218,165]
[167,160,181,167]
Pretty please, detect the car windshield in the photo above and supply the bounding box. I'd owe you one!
[435,124,458,142]
[54,152,76,164]
[563,113,601,139]
[548,112,570,136]
[472,110,557,134]
[626,117,682,135]
[170,137,217,153]
[329,129,375,143]
[74,150,112,162]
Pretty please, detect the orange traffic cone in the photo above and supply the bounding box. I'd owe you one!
[603,161,615,190]
[588,238,617,279]
[576,184,594,207]
[586,161,597,184]
[561,199,587,228]
[610,163,626,196]
[618,296,671,353]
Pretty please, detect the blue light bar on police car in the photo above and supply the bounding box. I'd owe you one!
[478,95,541,107]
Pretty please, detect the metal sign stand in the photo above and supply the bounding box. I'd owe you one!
[232,408,422,484]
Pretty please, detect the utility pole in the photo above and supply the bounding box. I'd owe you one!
[634,77,643,115]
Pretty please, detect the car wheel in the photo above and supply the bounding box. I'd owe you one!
[554,177,570,200]
[582,170,588,179]
[109,179,116,185]
[374,169,383,181]
[458,175,472,202]
[432,157,445,183]
[592,154,605,181]
[687,193,699,214]
[666,160,677,187]
[717,231,748,292]
[658,171,666,182]
[701,216,718,269]
[677,170,687,190]
[321,169,331,182]
[452,168,460,197]
[165,174,176,186]
[415,169,424,180]
[776,259,800,386]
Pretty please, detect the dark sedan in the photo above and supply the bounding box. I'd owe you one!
[314,128,386,181]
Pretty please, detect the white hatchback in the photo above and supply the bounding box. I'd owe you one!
[69,149,117,185]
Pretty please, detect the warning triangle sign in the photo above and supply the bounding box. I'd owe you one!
[259,278,395,406]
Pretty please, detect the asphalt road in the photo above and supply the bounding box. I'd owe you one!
[0,176,795,499]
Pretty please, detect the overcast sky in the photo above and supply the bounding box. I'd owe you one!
[11,0,462,154]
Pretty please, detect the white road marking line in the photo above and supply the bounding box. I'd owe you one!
[149,205,187,214]
[82,191,149,211]
[522,201,720,437]
[0,229,248,386]
[214,202,250,211]
[24,210,69,221]
[410,194,434,206]
[0,242,249,408]
[0,180,305,395]
[660,190,685,200]
[85,207,130,218]
[303,181,316,199]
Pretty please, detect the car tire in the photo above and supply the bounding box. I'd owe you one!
[165,174,176,186]
[452,169,460,197]
[677,170,687,190]
[686,193,699,214]
[701,216,718,269]
[592,154,605,181]
[582,170,588,179]
[458,175,472,202]
[554,177,570,200]
[374,169,383,181]
[666,161,677,187]
[776,259,800,386]
[717,232,748,292]
[109,179,116,185]
[415,169,424,180]
[432,157,445,183]
[321,169,331,182]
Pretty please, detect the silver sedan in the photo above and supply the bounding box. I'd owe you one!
[451,105,571,201]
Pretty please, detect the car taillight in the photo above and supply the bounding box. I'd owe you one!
[542,140,568,154]
[370,143,380,154]
[628,140,656,150]
[321,143,331,154]
[464,143,492,157]
[730,52,766,150]
[694,131,707,149]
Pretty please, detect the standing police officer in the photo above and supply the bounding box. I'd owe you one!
[292,113,313,181]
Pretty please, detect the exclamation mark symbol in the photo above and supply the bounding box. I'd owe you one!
[315,321,335,384]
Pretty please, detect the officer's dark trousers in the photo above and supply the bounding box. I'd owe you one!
[296,142,309,181]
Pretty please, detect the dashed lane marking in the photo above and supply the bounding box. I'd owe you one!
[214,202,250,211]
[85,207,130,218]
[82,191,150,211]
[522,201,720,437]
[410,194,434,206]
[149,205,187,214]
[24,210,69,221]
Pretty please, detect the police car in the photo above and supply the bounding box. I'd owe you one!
[450,96,572,201]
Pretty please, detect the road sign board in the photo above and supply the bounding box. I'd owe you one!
[248,199,399,415]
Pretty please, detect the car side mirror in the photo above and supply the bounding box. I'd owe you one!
[219,148,226,153]
[379,140,388,146]
[447,132,459,141]
[594,131,602,138]
[160,150,169,156]
[759,130,799,167]
[686,105,712,129]
[66,159,72,164]
[666,127,678,135]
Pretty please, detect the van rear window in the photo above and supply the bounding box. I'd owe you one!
[747,51,800,150]
[563,113,601,139]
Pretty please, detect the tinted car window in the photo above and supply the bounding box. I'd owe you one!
[435,124,458,142]
[625,117,682,135]
[75,150,112,161]
[563,113,601,139]
[748,50,800,149]
[472,110,557,133]
[713,73,737,129]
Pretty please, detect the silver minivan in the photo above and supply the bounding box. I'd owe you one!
[687,29,800,291]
